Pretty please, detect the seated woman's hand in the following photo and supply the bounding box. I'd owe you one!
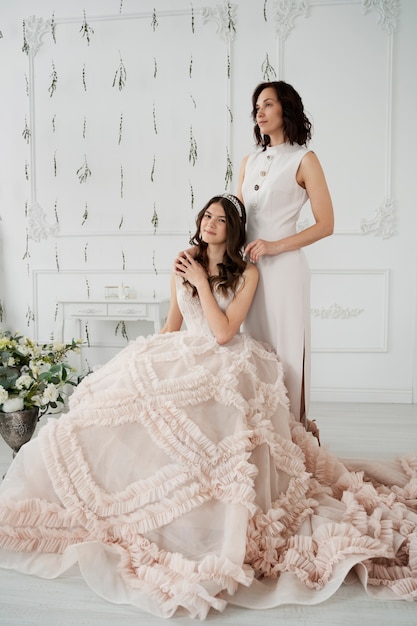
[175,251,207,289]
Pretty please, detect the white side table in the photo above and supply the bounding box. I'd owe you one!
[56,298,170,361]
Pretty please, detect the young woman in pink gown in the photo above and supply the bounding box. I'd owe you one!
[237,81,334,425]
[0,194,415,619]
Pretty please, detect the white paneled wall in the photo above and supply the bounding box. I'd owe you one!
[0,0,416,401]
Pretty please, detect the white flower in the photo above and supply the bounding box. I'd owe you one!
[0,386,8,404]
[7,357,16,366]
[2,397,24,412]
[42,384,59,403]
[15,374,34,390]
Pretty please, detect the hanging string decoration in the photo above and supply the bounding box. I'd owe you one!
[53,150,57,176]
[85,277,90,298]
[54,199,59,224]
[52,114,56,132]
[84,242,88,262]
[120,165,124,198]
[151,154,156,182]
[121,249,126,270]
[263,0,268,22]
[25,160,29,181]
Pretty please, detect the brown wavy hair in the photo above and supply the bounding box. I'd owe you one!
[187,195,247,297]
[251,81,312,150]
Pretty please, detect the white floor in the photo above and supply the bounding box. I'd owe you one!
[1,402,416,626]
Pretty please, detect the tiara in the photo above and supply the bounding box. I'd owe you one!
[221,193,243,218]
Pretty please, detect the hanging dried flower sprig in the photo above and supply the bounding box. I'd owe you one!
[22,116,31,143]
[150,154,156,182]
[22,20,29,55]
[225,148,233,188]
[153,103,157,134]
[76,154,92,183]
[189,181,194,209]
[151,9,158,31]
[48,61,58,97]
[118,113,123,144]
[151,204,159,234]
[115,321,129,342]
[81,202,88,225]
[263,0,268,21]
[26,306,35,327]
[54,199,59,224]
[82,64,87,91]
[51,11,57,43]
[55,244,60,272]
[262,53,276,81]
[189,126,197,166]
[80,9,94,45]
[120,165,124,198]
[84,242,88,262]
[113,53,127,91]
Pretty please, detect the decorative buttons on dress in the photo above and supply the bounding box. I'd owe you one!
[260,171,266,176]
[254,184,259,190]
[267,155,272,160]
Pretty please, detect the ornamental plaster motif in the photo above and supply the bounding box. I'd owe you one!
[24,15,51,57]
[271,0,310,40]
[360,198,396,239]
[362,0,399,34]
[201,1,237,42]
[311,303,364,319]
[27,202,59,242]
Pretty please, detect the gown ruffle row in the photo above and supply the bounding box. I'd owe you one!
[0,279,416,619]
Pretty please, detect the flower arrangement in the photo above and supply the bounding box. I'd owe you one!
[0,329,82,416]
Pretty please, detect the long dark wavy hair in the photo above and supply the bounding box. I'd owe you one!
[252,81,312,150]
[187,195,247,297]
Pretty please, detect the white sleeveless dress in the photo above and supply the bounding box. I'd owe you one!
[242,142,310,421]
[0,276,416,619]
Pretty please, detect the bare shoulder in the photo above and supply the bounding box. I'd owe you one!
[244,261,259,282]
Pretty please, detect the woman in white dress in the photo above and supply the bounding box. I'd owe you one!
[237,81,334,425]
[0,194,416,619]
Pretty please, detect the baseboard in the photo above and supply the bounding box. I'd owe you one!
[311,387,413,404]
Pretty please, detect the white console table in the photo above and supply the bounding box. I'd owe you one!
[56,298,170,347]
